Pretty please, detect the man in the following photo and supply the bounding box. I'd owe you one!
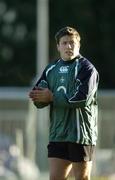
[29,26,99,180]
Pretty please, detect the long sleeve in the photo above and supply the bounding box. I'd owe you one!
[53,63,99,108]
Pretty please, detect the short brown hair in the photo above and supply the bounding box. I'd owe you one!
[55,26,81,44]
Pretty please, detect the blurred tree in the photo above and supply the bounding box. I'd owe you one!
[0,0,115,88]
[0,0,36,86]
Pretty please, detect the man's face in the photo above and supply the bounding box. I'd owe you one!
[57,35,80,60]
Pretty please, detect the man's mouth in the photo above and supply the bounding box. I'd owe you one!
[65,51,73,55]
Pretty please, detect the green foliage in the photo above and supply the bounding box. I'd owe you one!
[0,0,36,86]
[0,0,115,88]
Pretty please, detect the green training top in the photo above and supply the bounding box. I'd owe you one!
[33,55,99,145]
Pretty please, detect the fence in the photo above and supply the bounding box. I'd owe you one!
[0,87,115,178]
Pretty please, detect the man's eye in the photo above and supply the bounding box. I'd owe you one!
[63,42,67,45]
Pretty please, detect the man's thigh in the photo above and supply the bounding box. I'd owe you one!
[47,142,95,179]
[48,158,72,180]
[72,161,92,180]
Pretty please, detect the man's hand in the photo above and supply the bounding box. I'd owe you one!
[29,88,53,103]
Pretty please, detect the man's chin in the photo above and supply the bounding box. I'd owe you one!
[65,56,75,60]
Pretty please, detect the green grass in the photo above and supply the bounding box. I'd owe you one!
[68,177,108,180]
[91,177,108,180]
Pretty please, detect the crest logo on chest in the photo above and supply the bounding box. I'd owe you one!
[59,66,69,73]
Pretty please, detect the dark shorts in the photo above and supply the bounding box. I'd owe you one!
[47,142,95,162]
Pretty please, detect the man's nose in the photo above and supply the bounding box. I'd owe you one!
[66,43,71,48]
